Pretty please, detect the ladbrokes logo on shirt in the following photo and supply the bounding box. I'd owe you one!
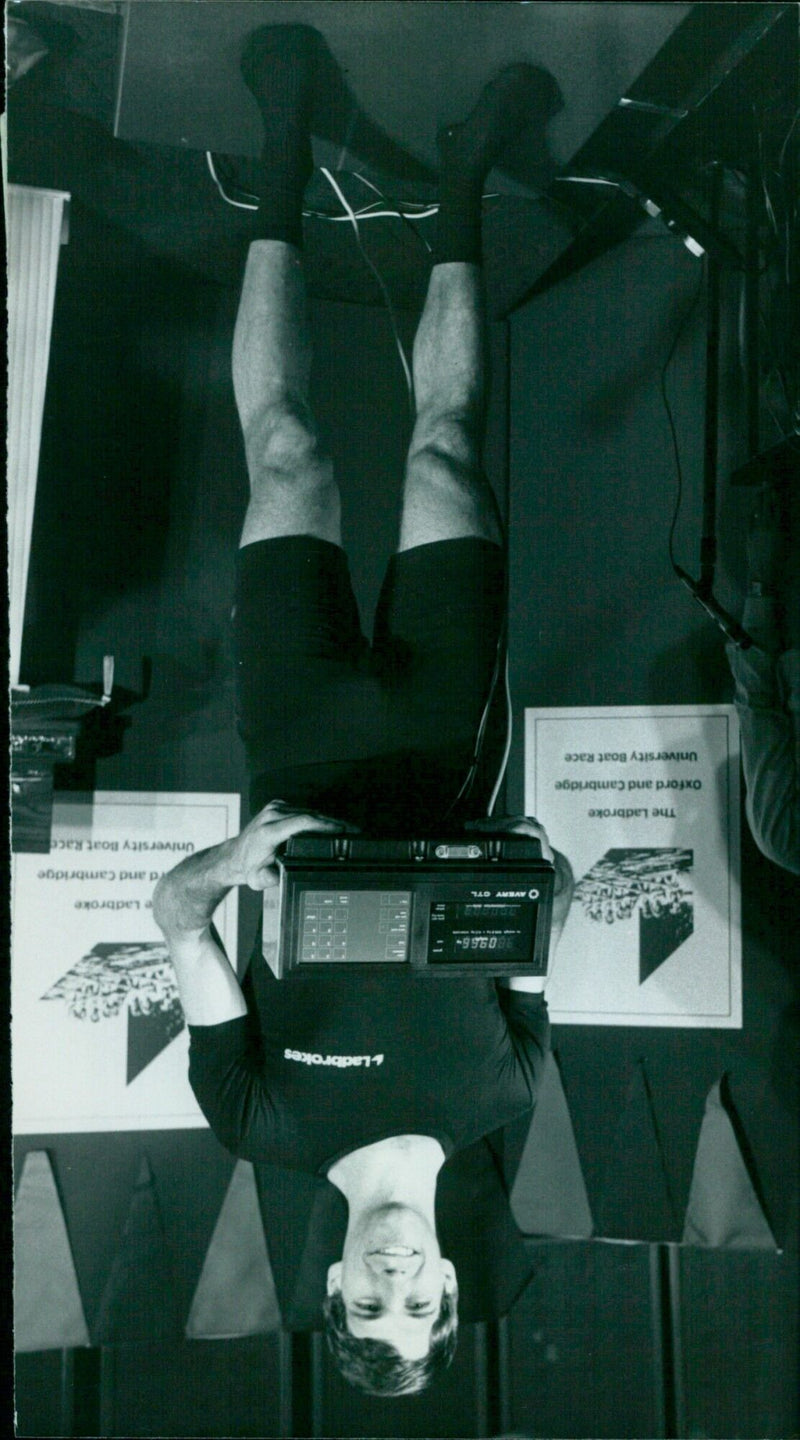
[284,1048,384,1068]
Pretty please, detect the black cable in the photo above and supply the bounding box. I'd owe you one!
[349,174,435,254]
[661,262,707,573]
[392,204,432,255]
[753,106,800,435]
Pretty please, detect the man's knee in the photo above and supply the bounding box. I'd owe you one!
[243,398,330,494]
[400,402,503,546]
[407,408,482,490]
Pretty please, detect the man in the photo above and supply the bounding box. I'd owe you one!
[153,27,573,1396]
[726,483,799,875]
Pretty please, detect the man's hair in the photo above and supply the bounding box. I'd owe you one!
[321,1285,459,1396]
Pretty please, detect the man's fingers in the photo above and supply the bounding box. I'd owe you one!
[465,815,547,835]
[246,862,280,892]
[261,810,345,851]
[251,798,289,822]
[505,820,554,862]
[464,815,554,861]
[234,807,346,889]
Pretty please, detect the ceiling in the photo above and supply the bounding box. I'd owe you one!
[7,2,796,315]
[112,1,689,188]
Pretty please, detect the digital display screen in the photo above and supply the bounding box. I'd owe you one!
[452,933,522,955]
[298,890,411,963]
[428,900,535,964]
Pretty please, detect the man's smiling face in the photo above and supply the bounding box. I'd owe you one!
[326,1203,457,1359]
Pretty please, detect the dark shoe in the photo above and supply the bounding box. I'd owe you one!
[438,63,550,179]
[240,23,321,124]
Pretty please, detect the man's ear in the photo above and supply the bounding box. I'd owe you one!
[440,1259,457,1294]
[326,1261,342,1296]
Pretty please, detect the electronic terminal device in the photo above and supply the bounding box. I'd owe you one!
[262,833,555,979]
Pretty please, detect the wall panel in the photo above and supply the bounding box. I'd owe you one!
[506,1241,659,1439]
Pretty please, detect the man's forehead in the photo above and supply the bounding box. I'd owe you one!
[347,1313,435,1358]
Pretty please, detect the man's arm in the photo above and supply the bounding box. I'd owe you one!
[152,837,247,1026]
[727,628,800,876]
[153,801,345,1026]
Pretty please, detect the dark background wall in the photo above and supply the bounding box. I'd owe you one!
[10,4,799,1437]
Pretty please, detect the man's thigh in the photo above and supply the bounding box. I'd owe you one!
[233,536,369,776]
[373,536,507,748]
[235,536,507,825]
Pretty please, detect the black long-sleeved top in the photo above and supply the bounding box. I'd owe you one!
[188,960,549,1175]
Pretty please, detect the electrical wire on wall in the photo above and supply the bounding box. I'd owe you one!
[656,156,762,650]
[660,261,708,575]
[750,103,800,447]
[655,106,799,617]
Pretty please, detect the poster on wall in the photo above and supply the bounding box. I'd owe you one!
[12,791,240,1133]
[525,706,741,1028]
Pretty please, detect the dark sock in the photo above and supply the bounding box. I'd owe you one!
[434,64,541,267]
[255,133,313,250]
[435,125,485,265]
[241,26,318,250]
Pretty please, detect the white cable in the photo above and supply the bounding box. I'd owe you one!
[487,653,513,817]
[206,151,259,210]
[320,166,414,408]
[351,171,388,200]
[307,205,439,222]
[350,171,434,252]
[443,613,509,820]
[554,175,621,188]
[353,170,501,207]
[207,151,440,223]
[207,151,501,226]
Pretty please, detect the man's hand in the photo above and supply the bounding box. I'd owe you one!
[224,799,347,892]
[464,813,554,862]
[153,800,347,941]
[465,814,575,990]
[152,801,347,1026]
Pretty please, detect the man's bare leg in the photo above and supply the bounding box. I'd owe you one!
[400,260,501,549]
[234,25,340,549]
[399,65,541,551]
[234,240,340,548]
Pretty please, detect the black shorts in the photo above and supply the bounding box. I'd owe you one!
[233,536,507,831]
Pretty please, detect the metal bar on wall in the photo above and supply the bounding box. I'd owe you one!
[70,1347,101,1437]
[700,162,723,591]
[278,1329,293,1439]
[98,1346,115,1438]
[58,1348,74,1438]
[496,1313,512,1437]
[649,1243,669,1439]
[310,1331,325,1439]
[290,1331,313,1439]
[473,1322,490,1438]
[745,138,761,459]
[667,1243,687,1438]
[495,317,512,817]
[650,1242,688,1439]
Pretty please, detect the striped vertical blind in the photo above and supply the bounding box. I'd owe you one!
[7,183,70,688]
